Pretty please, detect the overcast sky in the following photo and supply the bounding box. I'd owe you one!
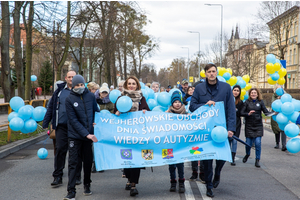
[137,1,263,71]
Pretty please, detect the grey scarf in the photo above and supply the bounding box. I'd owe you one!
[122,89,142,112]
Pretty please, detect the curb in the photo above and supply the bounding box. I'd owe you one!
[0,132,48,159]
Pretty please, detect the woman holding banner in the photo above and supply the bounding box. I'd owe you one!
[114,76,150,197]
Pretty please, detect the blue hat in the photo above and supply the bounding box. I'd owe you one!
[72,75,85,88]
[171,91,182,105]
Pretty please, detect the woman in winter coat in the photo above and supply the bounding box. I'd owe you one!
[114,76,150,197]
[240,88,272,168]
[229,85,244,166]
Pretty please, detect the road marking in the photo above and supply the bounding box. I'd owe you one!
[184,181,195,200]
[196,181,212,200]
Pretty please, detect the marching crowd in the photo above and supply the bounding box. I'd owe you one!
[43,63,283,199]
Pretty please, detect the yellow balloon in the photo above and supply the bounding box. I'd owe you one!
[218,68,225,76]
[217,67,221,75]
[245,83,252,90]
[278,77,286,85]
[229,76,238,86]
[227,68,232,76]
[267,77,277,85]
[242,75,250,83]
[200,70,206,77]
[240,95,244,100]
[278,68,287,77]
[241,89,246,96]
[273,63,281,71]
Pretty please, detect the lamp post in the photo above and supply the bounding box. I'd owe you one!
[205,3,223,68]
[181,47,189,83]
[188,31,200,79]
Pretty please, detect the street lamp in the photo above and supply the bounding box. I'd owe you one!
[205,3,223,68]
[188,31,200,79]
[181,47,189,83]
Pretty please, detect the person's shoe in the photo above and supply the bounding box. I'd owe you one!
[255,159,260,168]
[243,155,249,163]
[75,179,82,185]
[199,173,206,184]
[63,191,75,200]
[178,179,185,193]
[231,161,236,166]
[274,144,279,149]
[206,189,214,197]
[231,152,236,166]
[170,180,177,192]
[125,182,131,190]
[91,162,97,173]
[213,175,220,188]
[189,171,198,181]
[98,170,104,173]
[130,187,139,196]
[282,146,287,151]
[83,184,92,196]
[51,177,62,188]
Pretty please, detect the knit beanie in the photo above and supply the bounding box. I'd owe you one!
[72,75,85,88]
[171,91,182,105]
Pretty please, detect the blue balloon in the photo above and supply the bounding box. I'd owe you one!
[284,124,299,138]
[272,115,277,121]
[32,106,47,121]
[20,126,30,134]
[217,76,226,82]
[281,94,292,103]
[24,119,37,132]
[37,148,48,159]
[237,79,246,89]
[116,96,132,112]
[275,59,281,64]
[292,99,300,112]
[271,99,282,112]
[266,54,276,64]
[278,123,288,131]
[276,113,289,124]
[147,99,157,110]
[9,117,24,131]
[236,76,242,82]
[157,92,171,107]
[31,75,37,82]
[141,89,149,100]
[9,96,25,112]
[289,111,300,123]
[100,109,110,114]
[286,138,300,153]
[211,126,228,143]
[222,72,231,81]
[169,88,181,96]
[152,106,168,112]
[275,88,284,96]
[140,82,145,89]
[244,93,249,100]
[8,112,19,122]
[18,105,33,120]
[270,72,279,81]
[147,89,155,99]
[281,102,294,116]
[109,89,121,104]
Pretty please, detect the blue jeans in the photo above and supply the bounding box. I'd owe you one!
[169,163,184,180]
[245,137,261,159]
[229,137,237,153]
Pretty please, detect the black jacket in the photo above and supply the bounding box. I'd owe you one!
[240,99,271,138]
[235,100,244,137]
[65,88,100,140]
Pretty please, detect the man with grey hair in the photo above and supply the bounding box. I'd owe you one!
[151,82,160,93]
[118,80,125,92]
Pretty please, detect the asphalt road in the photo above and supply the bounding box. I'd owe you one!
[0,125,300,200]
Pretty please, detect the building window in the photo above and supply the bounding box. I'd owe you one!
[289,49,292,65]
[294,48,296,65]
[293,78,295,89]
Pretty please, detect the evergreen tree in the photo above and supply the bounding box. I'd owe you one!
[38,60,53,95]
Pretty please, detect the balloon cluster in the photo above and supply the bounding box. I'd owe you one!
[271,89,300,153]
[8,96,47,134]
[265,54,287,85]
[200,67,252,101]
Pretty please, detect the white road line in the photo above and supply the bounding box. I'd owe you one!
[184,181,195,200]
[196,181,212,200]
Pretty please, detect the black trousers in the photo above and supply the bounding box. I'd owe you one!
[203,159,226,189]
[191,160,204,172]
[52,124,82,180]
[67,138,93,193]
[124,168,141,184]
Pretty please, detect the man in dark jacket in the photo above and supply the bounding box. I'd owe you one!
[43,70,82,188]
[190,63,235,198]
[63,75,99,200]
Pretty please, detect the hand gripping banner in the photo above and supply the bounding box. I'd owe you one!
[94,102,231,171]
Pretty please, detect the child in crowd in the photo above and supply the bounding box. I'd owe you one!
[165,91,187,193]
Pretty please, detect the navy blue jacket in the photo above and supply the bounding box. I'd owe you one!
[65,87,100,140]
[190,79,236,132]
[43,82,68,130]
